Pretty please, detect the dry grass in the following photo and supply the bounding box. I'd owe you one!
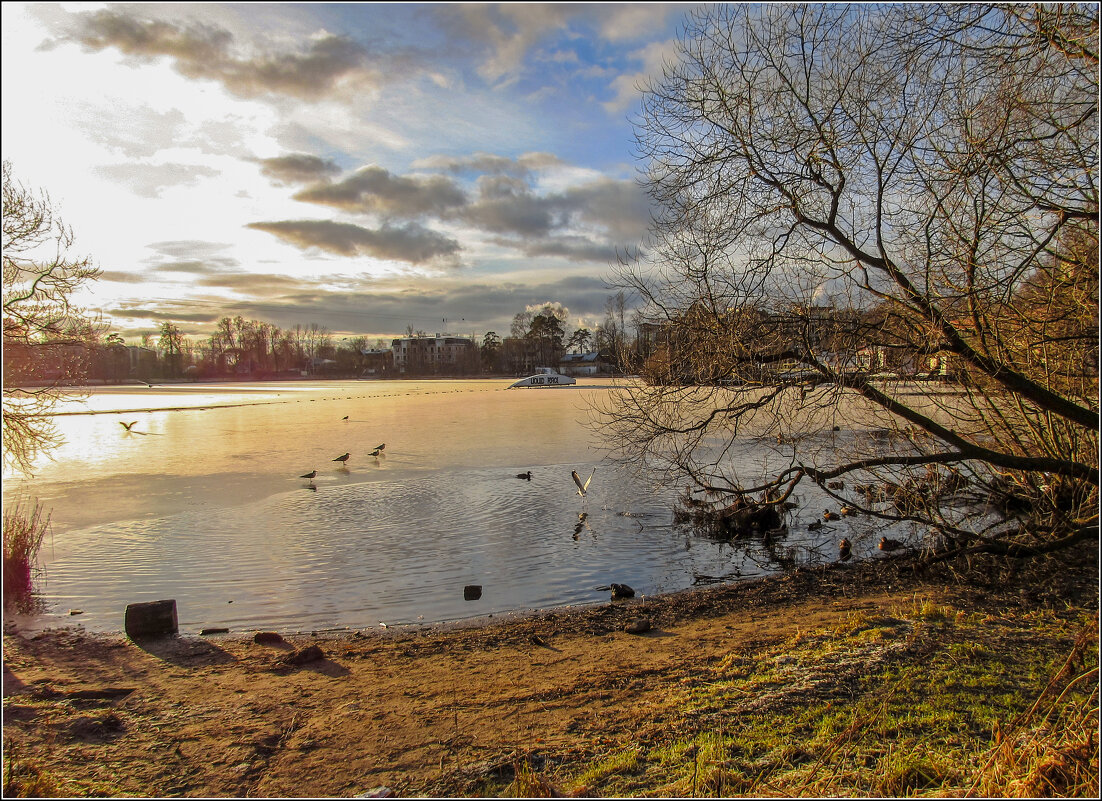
[2,497,50,613]
[969,624,1099,798]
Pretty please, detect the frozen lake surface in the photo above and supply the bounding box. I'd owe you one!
[4,379,897,635]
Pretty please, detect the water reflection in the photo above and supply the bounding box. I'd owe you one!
[5,379,910,634]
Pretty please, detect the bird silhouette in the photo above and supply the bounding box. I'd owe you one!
[119,421,138,431]
[373,443,385,452]
[333,453,350,465]
[807,519,823,531]
[516,471,532,480]
[572,467,596,496]
[342,416,349,420]
[370,448,383,458]
[300,470,317,479]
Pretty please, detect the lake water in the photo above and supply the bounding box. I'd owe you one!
[3,378,902,635]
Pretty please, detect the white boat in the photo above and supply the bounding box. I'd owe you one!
[508,368,577,388]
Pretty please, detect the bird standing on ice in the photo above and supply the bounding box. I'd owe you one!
[572,467,596,496]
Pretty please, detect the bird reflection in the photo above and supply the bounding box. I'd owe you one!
[573,512,591,540]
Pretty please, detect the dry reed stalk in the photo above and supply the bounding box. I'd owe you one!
[968,622,1099,798]
[2,498,50,612]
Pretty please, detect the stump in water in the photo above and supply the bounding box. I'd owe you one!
[124,599,178,639]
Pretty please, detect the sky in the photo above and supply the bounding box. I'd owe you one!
[2,2,697,344]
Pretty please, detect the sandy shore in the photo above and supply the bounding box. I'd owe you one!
[3,547,1097,797]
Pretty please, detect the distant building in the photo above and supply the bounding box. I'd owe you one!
[359,348,393,375]
[558,352,603,376]
[391,335,477,374]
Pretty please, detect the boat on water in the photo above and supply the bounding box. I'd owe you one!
[508,367,577,388]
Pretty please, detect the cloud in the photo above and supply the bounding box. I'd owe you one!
[412,151,563,178]
[292,166,467,217]
[258,154,342,184]
[65,9,379,101]
[94,162,220,198]
[245,219,461,264]
[602,39,677,113]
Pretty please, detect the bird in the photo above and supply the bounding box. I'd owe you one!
[879,537,904,552]
[333,453,350,465]
[370,448,383,458]
[823,509,841,521]
[839,538,852,560]
[119,421,138,431]
[300,470,317,479]
[572,467,596,496]
[342,415,349,420]
[840,504,856,516]
[516,471,532,480]
[807,519,823,530]
[610,583,635,599]
[373,443,385,452]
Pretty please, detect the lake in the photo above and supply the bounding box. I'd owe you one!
[3,378,902,635]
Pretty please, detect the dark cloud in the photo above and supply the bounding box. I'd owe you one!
[413,151,563,178]
[246,219,461,264]
[292,166,467,217]
[107,273,616,338]
[94,162,220,198]
[68,10,377,100]
[146,240,235,258]
[258,154,342,185]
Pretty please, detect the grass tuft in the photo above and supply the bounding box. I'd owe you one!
[2,498,50,613]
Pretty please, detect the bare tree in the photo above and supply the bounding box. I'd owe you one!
[3,161,102,473]
[601,4,1098,559]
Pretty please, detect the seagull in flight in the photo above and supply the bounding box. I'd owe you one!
[119,421,138,431]
[572,467,596,497]
[333,453,350,466]
[300,470,317,479]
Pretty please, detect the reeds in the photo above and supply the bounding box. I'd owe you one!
[3,498,50,612]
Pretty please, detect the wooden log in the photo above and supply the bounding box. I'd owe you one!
[124,599,178,638]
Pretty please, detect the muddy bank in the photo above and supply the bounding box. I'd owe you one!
[3,545,1097,797]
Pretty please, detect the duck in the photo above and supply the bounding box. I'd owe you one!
[823,509,841,521]
[840,504,856,516]
[516,471,532,480]
[807,519,823,531]
[610,583,635,599]
[879,537,904,552]
[839,538,852,559]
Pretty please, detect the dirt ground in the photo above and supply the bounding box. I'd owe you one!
[2,550,1096,798]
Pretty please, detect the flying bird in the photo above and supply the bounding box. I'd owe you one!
[572,467,596,496]
[119,421,138,431]
[300,470,317,479]
[333,453,350,465]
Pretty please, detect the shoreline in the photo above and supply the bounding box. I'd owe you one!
[5,544,1096,796]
